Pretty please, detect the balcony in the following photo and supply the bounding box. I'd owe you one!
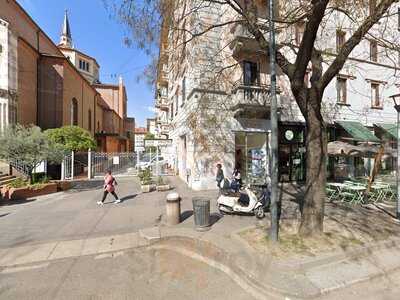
[229,22,267,58]
[155,95,169,111]
[230,83,271,118]
[160,123,170,135]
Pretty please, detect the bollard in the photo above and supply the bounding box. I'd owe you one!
[166,192,181,225]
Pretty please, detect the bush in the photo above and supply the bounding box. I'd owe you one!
[138,167,152,185]
[7,178,28,188]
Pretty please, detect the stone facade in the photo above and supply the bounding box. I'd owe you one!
[155,0,400,190]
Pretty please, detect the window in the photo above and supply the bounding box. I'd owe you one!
[181,77,186,106]
[369,0,376,15]
[371,83,382,108]
[71,98,78,125]
[79,59,90,72]
[170,103,174,119]
[88,109,92,131]
[337,77,347,104]
[336,30,346,53]
[295,21,305,45]
[370,40,378,62]
[243,61,259,86]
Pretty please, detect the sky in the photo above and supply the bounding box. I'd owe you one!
[17,0,155,127]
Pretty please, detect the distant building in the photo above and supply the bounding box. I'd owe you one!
[146,118,157,136]
[134,127,147,152]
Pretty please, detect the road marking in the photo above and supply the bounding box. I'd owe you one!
[1,262,50,274]
[94,251,125,260]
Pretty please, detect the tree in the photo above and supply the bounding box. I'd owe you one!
[144,132,157,153]
[107,0,399,236]
[0,125,64,184]
[45,126,96,152]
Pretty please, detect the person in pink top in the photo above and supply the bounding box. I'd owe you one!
[97,170,121,205]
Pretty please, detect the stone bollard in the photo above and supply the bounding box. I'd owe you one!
[166,192,181,225]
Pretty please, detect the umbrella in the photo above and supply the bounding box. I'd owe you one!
[327,141,364,157]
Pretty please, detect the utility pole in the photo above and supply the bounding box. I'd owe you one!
[268,0,279,242]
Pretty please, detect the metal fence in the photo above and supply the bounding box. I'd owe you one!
[62,151,172,180]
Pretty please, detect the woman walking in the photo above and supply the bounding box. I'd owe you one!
[97,170,121,205]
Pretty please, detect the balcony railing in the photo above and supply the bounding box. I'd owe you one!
[155,95,169,110]
[230,82,271,118]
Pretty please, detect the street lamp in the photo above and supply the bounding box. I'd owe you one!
[390,93,400,219]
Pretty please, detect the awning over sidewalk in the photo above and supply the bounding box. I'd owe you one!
[374,123,397,140]
[336,121,380,142]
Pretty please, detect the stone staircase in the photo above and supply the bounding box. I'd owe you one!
[0,173,17,188]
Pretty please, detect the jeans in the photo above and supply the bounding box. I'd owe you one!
[101,190,118,203]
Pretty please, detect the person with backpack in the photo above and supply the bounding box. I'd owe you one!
[97,170,121,205]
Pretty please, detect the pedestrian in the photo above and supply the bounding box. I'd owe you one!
[216,163,224,189]
[97,170,121,205]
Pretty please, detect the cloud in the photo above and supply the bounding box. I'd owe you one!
[147,106,157,113]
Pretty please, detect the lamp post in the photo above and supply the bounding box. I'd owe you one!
[390,93,400,219]
[268,0,279,241]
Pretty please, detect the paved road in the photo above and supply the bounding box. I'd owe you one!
[0,248,254,300]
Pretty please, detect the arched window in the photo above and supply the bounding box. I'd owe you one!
[71,98,78,126]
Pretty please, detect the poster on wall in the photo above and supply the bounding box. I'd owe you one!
[113,156,120,165]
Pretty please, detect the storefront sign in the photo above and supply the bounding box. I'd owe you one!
[285,130,294,141]
[144,139,173,147]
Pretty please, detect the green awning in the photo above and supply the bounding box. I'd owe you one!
[336,121,380,142]
[375,123,397,140]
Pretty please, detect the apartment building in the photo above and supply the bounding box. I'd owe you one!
[155,0,400,190]
[0,0,133,153]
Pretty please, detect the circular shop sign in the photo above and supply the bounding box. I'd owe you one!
[285,130,294,141]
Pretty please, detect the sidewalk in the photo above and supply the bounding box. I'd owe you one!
[2,177,400,299]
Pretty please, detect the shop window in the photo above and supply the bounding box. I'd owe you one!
[336,30,346,53]
[243,61,259,86]
[371,83,382,108]
[370,40,378,62]
[337,77,347,104]
[235,132,269,185]
[71,98,78,125]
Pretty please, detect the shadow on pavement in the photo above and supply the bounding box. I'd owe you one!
[210,212,223,226]
[181,210,194,222]
[120,194,137,202]
[0,212,10,218]
[67,180,104,192]
[0,198,36,207]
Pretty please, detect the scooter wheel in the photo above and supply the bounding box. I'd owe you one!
[255,207,265,219]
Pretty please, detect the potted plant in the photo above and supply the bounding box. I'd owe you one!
[156,176,170,191]
[139,167,155,193]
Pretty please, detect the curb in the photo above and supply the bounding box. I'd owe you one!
[146,231,400,300]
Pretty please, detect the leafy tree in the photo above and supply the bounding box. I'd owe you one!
[144,132,157,153]
[45,126,96,152]
[107,0,399,236]
[0,125,64,184]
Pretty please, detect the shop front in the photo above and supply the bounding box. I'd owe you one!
[278,123,306,182]
[235,131,269,185]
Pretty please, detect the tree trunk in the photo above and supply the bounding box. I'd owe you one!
[298,91,327,237]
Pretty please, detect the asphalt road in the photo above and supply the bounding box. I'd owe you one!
[0,247,254,300]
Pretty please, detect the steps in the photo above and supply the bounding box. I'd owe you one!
[0,174,17,188]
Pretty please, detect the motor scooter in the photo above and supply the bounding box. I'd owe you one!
[217,182,270,219]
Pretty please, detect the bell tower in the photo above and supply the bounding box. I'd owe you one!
[59,10,73,48]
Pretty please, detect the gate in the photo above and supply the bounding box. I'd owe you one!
[92,152,137,177]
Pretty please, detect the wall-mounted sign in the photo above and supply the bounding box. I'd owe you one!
[144,139,173,147]
[285,130,294,141]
